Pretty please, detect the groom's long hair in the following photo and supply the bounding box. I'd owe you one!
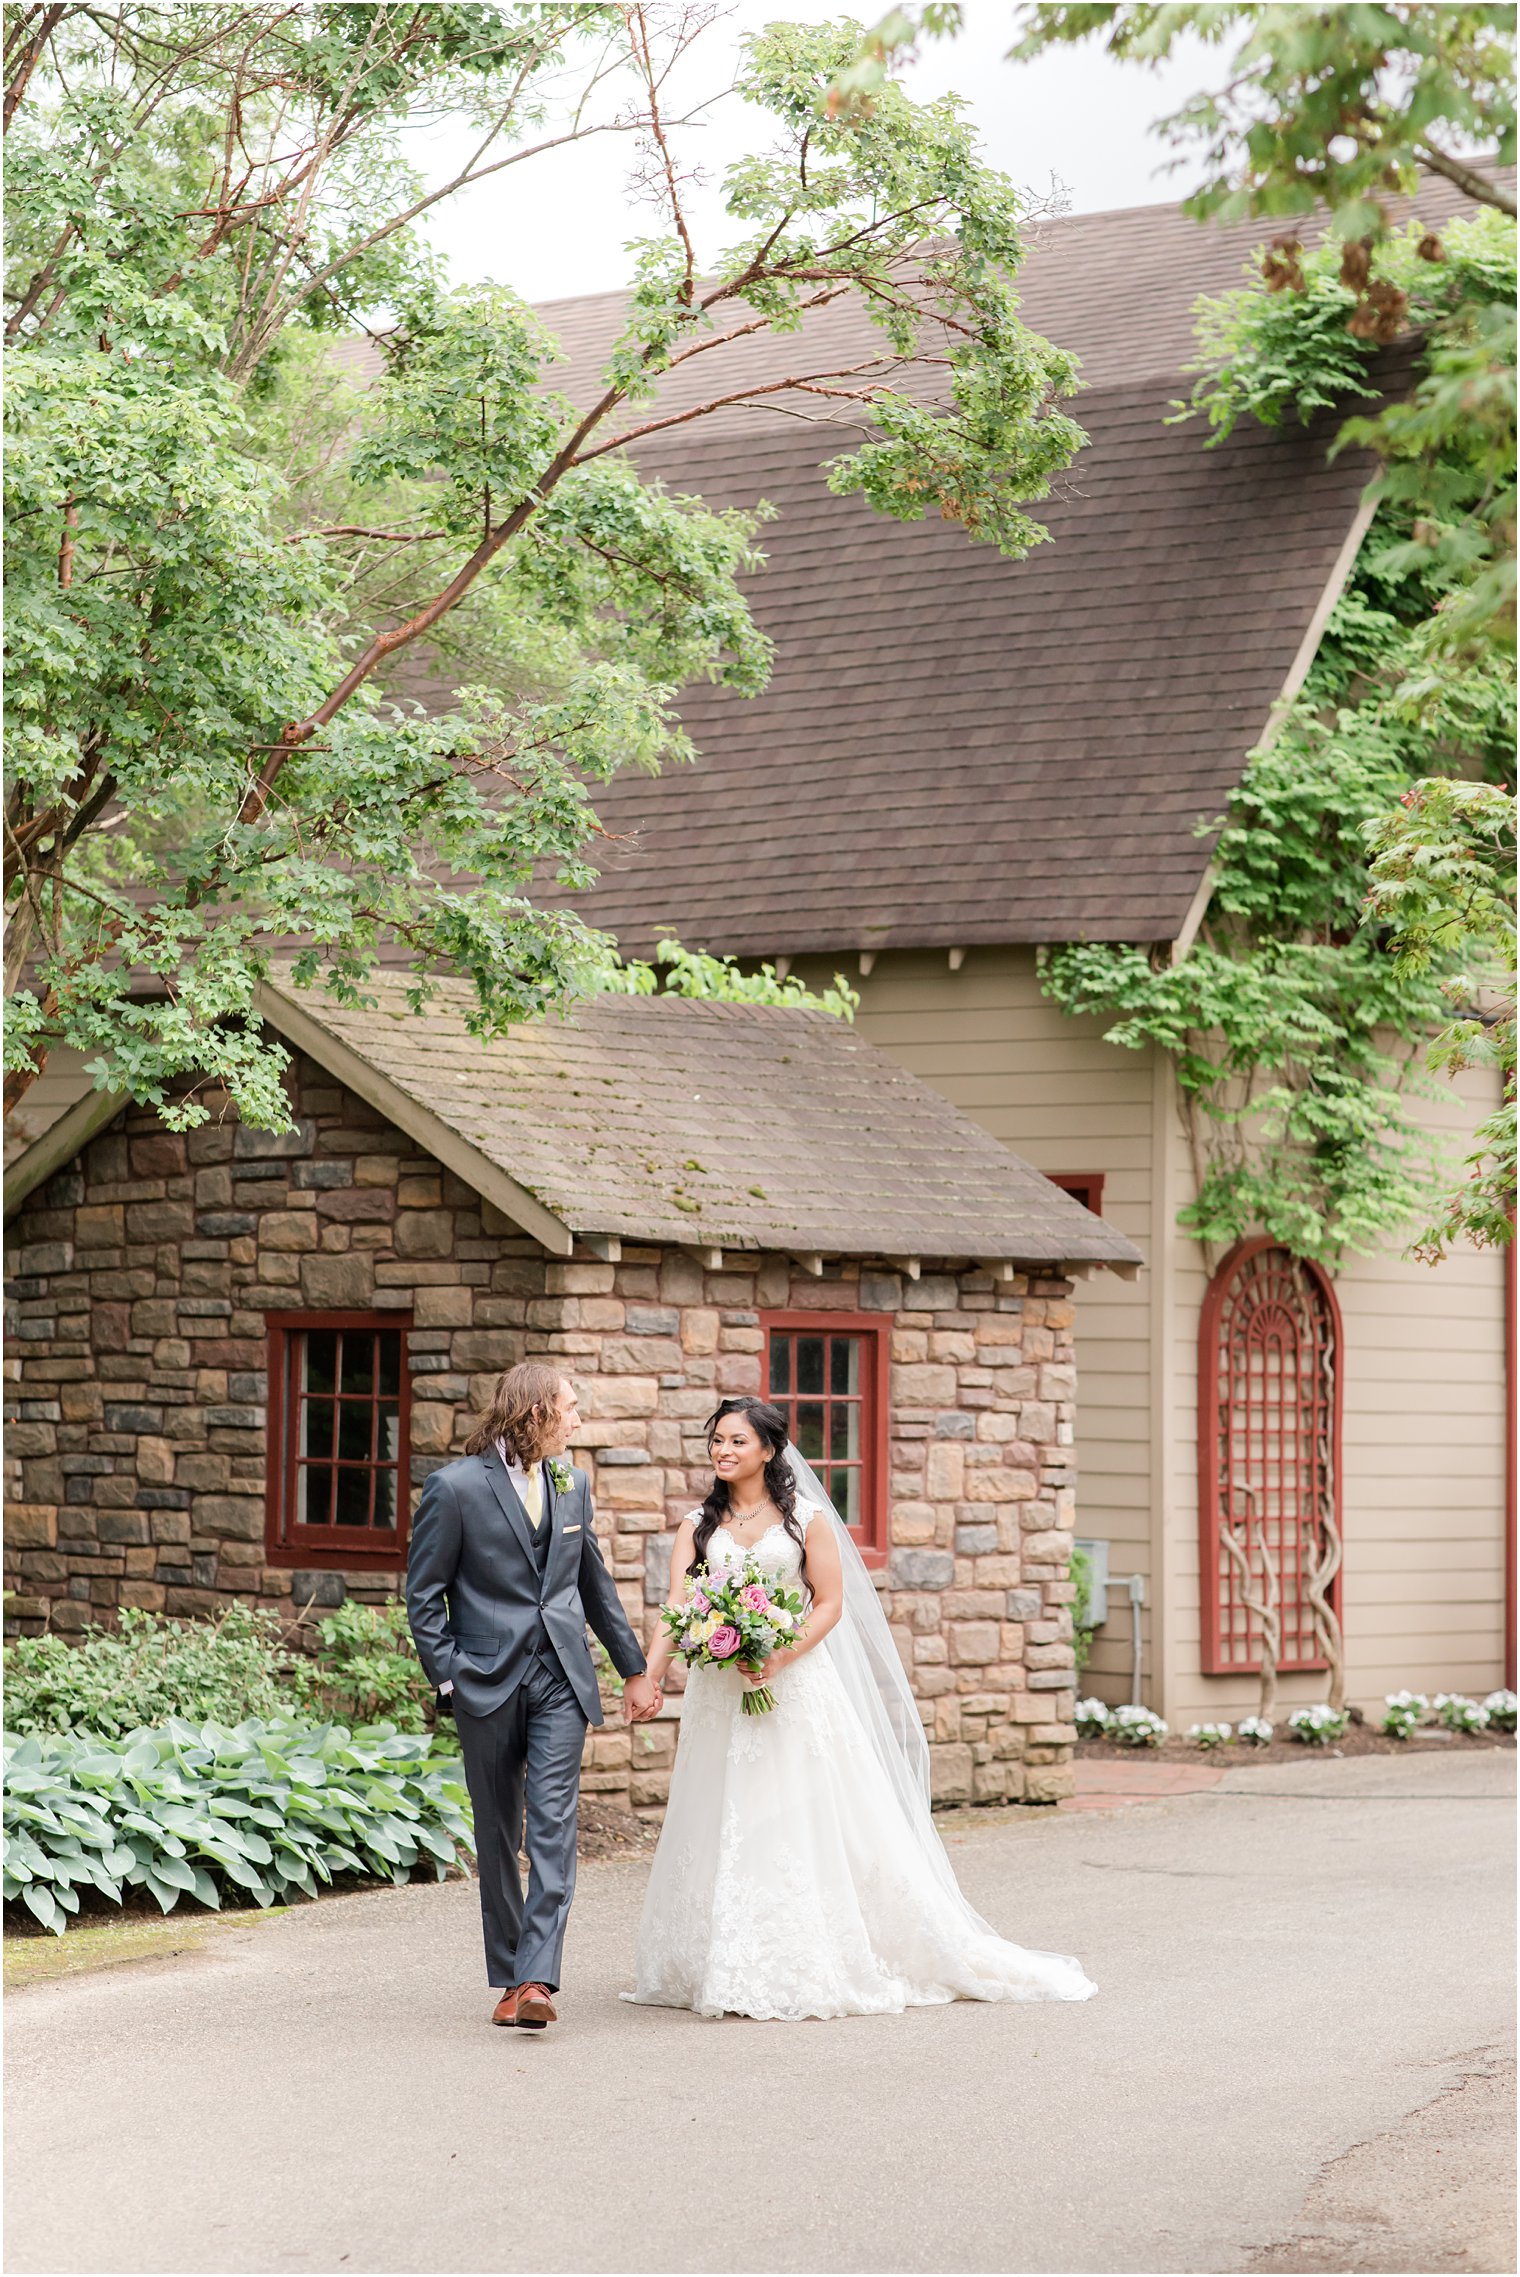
[690,1398,805,1578]
[464,1360,565,1463]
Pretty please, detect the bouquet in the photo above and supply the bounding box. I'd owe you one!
[660,1556,808,1715]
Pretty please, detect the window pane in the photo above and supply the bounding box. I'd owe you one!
[797,1338,825,1395]
[335,1468,371,1527]
[830,1403,858,1462]
[769,1339,791,1397]
[831,1466,858,1525]
[304,1330,337,1395]
[342,1333,374,1397]
[338,1402,373,1463]
[377,1400,401,1463]
[301,1398,335,1462]
[830,1338,859,1395]
[299,1466,333,1527]
[372,1467,397,1531]
[378,1335,401,1397]
[796,1401,825,1460]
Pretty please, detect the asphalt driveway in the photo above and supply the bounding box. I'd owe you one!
[5,1749,1514,2275]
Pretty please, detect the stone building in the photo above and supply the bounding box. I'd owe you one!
[3,969,1141,1810]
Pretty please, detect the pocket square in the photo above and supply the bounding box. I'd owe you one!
[563,1523,582,1534]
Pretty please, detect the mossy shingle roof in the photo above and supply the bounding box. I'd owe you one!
[262,970,1142,1268]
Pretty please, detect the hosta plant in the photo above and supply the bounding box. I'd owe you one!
[1432,1693,1492,1734]
[1381,1690,1431,1740]
[1287,1705,1349,1747]
[3,1717,473,1935]
[1483,1690,1518,1733]
[1109,1704,1168,1749]
[1187,1722,1233,1750]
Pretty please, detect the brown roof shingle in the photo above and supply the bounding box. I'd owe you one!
[260,970,1142,1268]
[505,188,1482,954]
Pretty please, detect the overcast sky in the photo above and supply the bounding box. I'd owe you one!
[406,3,1218,305]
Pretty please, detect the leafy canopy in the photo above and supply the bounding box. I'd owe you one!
[4,4,1084,1132]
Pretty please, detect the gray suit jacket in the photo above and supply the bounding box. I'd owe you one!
[404,1450,646,1725]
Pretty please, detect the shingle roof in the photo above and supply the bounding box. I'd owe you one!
[501,186,1481,954]
[259,969,1142,1268]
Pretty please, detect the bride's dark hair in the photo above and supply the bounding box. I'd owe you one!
[689,1397,804,1577]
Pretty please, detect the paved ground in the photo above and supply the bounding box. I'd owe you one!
[5,1750,1514,2276]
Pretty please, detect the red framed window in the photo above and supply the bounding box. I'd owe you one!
[266,1313,412,1570]
[1049,1172,1106,1217]
[763,1311,889,1563]
[1198,1242,1343,1675]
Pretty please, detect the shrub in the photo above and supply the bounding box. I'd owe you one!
[286,1601,436,1734]
[1074,1697,1111,1738]
[1236,1716,1274,1746]
[1069,1545,1095,1673]
[3,1606,288,1737]
[1483,1689,1518,1733]
[3,1717,473,1934]
[1432,1693,1491,1734]
[1110,1704,1167,1748]
[1380,1690,1430,1740]
[1287,1704,1349,1746]
[1187,1722,1233,1750]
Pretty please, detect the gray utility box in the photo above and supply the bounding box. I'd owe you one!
[1073,1536,1110,1627]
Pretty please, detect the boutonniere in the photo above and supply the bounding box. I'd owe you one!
[547,1457,574,1497]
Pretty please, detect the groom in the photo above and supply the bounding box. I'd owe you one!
[406,1361,659,2029]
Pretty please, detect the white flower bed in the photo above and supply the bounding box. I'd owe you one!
[1186,1721,1233,1750]
[1287,1703,1349,1746]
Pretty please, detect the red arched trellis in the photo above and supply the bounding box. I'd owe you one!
[1199,1239,1344,1676]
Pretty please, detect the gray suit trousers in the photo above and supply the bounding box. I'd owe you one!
[455,1650,587,1991]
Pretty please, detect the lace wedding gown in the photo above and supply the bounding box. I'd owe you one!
[625,1508,1097,2022]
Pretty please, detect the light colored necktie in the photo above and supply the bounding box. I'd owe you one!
[523,1463,544,1530]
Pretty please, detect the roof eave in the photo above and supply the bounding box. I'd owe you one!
[255,978,576,1257]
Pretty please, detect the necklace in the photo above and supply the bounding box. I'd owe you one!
[726,1496,771,1528]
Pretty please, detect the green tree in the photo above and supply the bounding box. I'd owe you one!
[4,3,1086,1132]
[1363,776,1515,1258]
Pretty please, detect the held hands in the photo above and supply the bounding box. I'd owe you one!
[622,1672,662,1724]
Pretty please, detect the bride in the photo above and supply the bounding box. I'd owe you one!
[625,1395,1097,2022]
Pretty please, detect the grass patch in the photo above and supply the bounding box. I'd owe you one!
[4,1900,286,1992]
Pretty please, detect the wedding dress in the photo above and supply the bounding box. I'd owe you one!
[624,1459,1097,2023]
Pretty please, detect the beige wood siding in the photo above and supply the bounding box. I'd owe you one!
[1162,1058,1510,1724]
[793,946,1160,1695]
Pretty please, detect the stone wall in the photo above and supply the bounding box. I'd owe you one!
[527,1250,1080,1810]
[4,1055,1080,1804]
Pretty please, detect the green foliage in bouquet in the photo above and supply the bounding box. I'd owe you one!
[3,1718,473,1935]
[3,1605,288,1738]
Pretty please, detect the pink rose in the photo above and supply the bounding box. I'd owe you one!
[739,1584,771,1613]
[691,1592,710,1614]
[707,1625,742,1660]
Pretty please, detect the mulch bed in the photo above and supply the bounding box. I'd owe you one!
[575,1799,661,1860]
[1080,1722,1515,1769]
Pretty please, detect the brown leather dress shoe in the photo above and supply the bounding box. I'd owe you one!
[490,1987,520,2027]
[515,1982,557,2029]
